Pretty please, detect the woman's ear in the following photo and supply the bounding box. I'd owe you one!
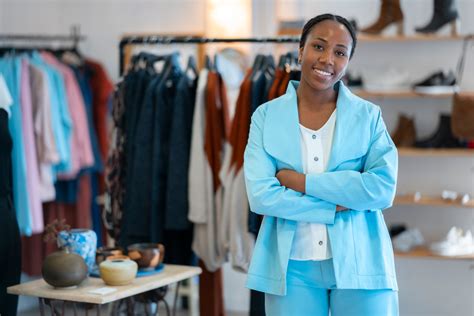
[298,47,303,64]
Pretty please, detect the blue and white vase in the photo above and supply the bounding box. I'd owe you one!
[57,229,97,273]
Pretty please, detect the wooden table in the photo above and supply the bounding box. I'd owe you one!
[8,264,202,315]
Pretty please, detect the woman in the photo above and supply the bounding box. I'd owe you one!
[244,14,399,315]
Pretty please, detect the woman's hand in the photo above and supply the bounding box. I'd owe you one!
[276,169,306,194]
[336,205,349,212]
[277,169,350,212]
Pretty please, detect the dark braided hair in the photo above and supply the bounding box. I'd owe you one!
[299,14,357,59]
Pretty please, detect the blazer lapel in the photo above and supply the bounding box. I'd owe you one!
[327,82,369,171]
[263,81,303,172]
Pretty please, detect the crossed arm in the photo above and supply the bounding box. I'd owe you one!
[244,107,398,225]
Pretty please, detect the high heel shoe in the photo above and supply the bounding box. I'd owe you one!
[415,0,460,36]
[360,0,404,35]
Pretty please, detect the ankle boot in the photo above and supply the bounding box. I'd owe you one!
[415,0,460,36]
[415,114,462,148]
[360,0,404,35]
[392,114,416,147]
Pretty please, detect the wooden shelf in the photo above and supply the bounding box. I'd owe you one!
[394,195,474,209]
[354,89,453,99]
[398,148,474,157]
[358,34,465,42]
[395,247,474,260]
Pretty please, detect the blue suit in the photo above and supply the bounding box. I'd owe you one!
[244,80,398,296]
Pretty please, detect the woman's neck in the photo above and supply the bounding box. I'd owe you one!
[297,79,337,112]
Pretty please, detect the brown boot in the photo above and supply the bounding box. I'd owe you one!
[392,114,416,147]
[361,0,404,35]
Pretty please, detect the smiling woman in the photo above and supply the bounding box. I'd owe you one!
[243,13,400,316]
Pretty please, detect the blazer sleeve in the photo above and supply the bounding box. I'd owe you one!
[305,108,398,211]
[244,107,337,224]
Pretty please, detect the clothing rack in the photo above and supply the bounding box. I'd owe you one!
[119,35,300,75]
[0,25,86,49]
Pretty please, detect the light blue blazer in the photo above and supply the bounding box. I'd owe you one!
[244,80,398,295]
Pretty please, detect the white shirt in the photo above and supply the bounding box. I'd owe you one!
[290,110,337,261]
[0,75,13,117]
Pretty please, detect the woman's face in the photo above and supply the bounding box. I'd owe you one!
[299,20,353,93]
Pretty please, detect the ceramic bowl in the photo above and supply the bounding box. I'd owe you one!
[96,246,124,265]
[127,243,165,271]
[99,258,137,286]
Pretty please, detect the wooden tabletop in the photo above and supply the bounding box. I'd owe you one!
[7,264,202,305]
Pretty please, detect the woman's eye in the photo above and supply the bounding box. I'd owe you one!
[313,44,323,50]
[336,51,347,57]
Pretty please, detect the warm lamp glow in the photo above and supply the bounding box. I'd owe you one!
[206,0,251,37]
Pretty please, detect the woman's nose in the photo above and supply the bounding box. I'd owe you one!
[319,51,334,65]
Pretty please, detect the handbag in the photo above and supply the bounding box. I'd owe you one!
[451,35,474,139]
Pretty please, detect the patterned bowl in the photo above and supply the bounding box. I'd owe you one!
[127,243,165,271]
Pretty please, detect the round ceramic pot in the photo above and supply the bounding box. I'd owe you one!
[57,229,97,273]
[42,250,88,288]
[99,258,138,286]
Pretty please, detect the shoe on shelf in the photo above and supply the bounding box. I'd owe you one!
[389,223,407,238]
[430,227,474,256]
[415,0,460,36]
[360,0,404,35]
[392,228,425,252]
[415,114,463,148]
[391,114,416,147]
[412,70,458,94]
[343,71,363,87]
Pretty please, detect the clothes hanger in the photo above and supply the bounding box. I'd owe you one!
[186,55,198,79]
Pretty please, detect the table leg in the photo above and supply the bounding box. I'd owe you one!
[96,304,101,316]
[38,298,46,316]
[73,302,78,316]
[172,281,181,316]
[48,299,55,316]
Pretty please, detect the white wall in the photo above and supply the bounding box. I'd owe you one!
[1,0,473,315]
[0,0,206,80]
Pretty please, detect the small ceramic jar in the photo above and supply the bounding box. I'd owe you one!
[99,258,138,286]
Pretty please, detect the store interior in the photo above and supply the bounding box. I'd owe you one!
[0,0,473,315]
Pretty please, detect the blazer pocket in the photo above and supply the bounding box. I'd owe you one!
[351,211,395,276]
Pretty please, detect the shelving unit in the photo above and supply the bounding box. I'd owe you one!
[398,148,474,157]
[358,34,465,42]
[394,195,474,209]
[360,34,474,270]
[355,89,454,99]
[394,247,474,260]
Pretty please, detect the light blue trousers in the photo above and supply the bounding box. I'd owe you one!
[265,259,399,316]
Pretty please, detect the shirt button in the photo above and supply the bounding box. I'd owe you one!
[314,156,319,162]
[312,134,316,139]
[319,241,323,246]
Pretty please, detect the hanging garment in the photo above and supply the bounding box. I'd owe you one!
[19,59,44,234]
[104,84,126,241]
[28,62,58,202]
[221,69,255,272]
[30,52,73,174]
[0,107,21,316]
[121,62,169,245]
[41,52,94,178]
[0,57,33,236]
[165,70,198,230]
[189,69,227,271]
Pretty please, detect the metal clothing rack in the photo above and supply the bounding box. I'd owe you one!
[0,25,86,49]
[119,35,300,75]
